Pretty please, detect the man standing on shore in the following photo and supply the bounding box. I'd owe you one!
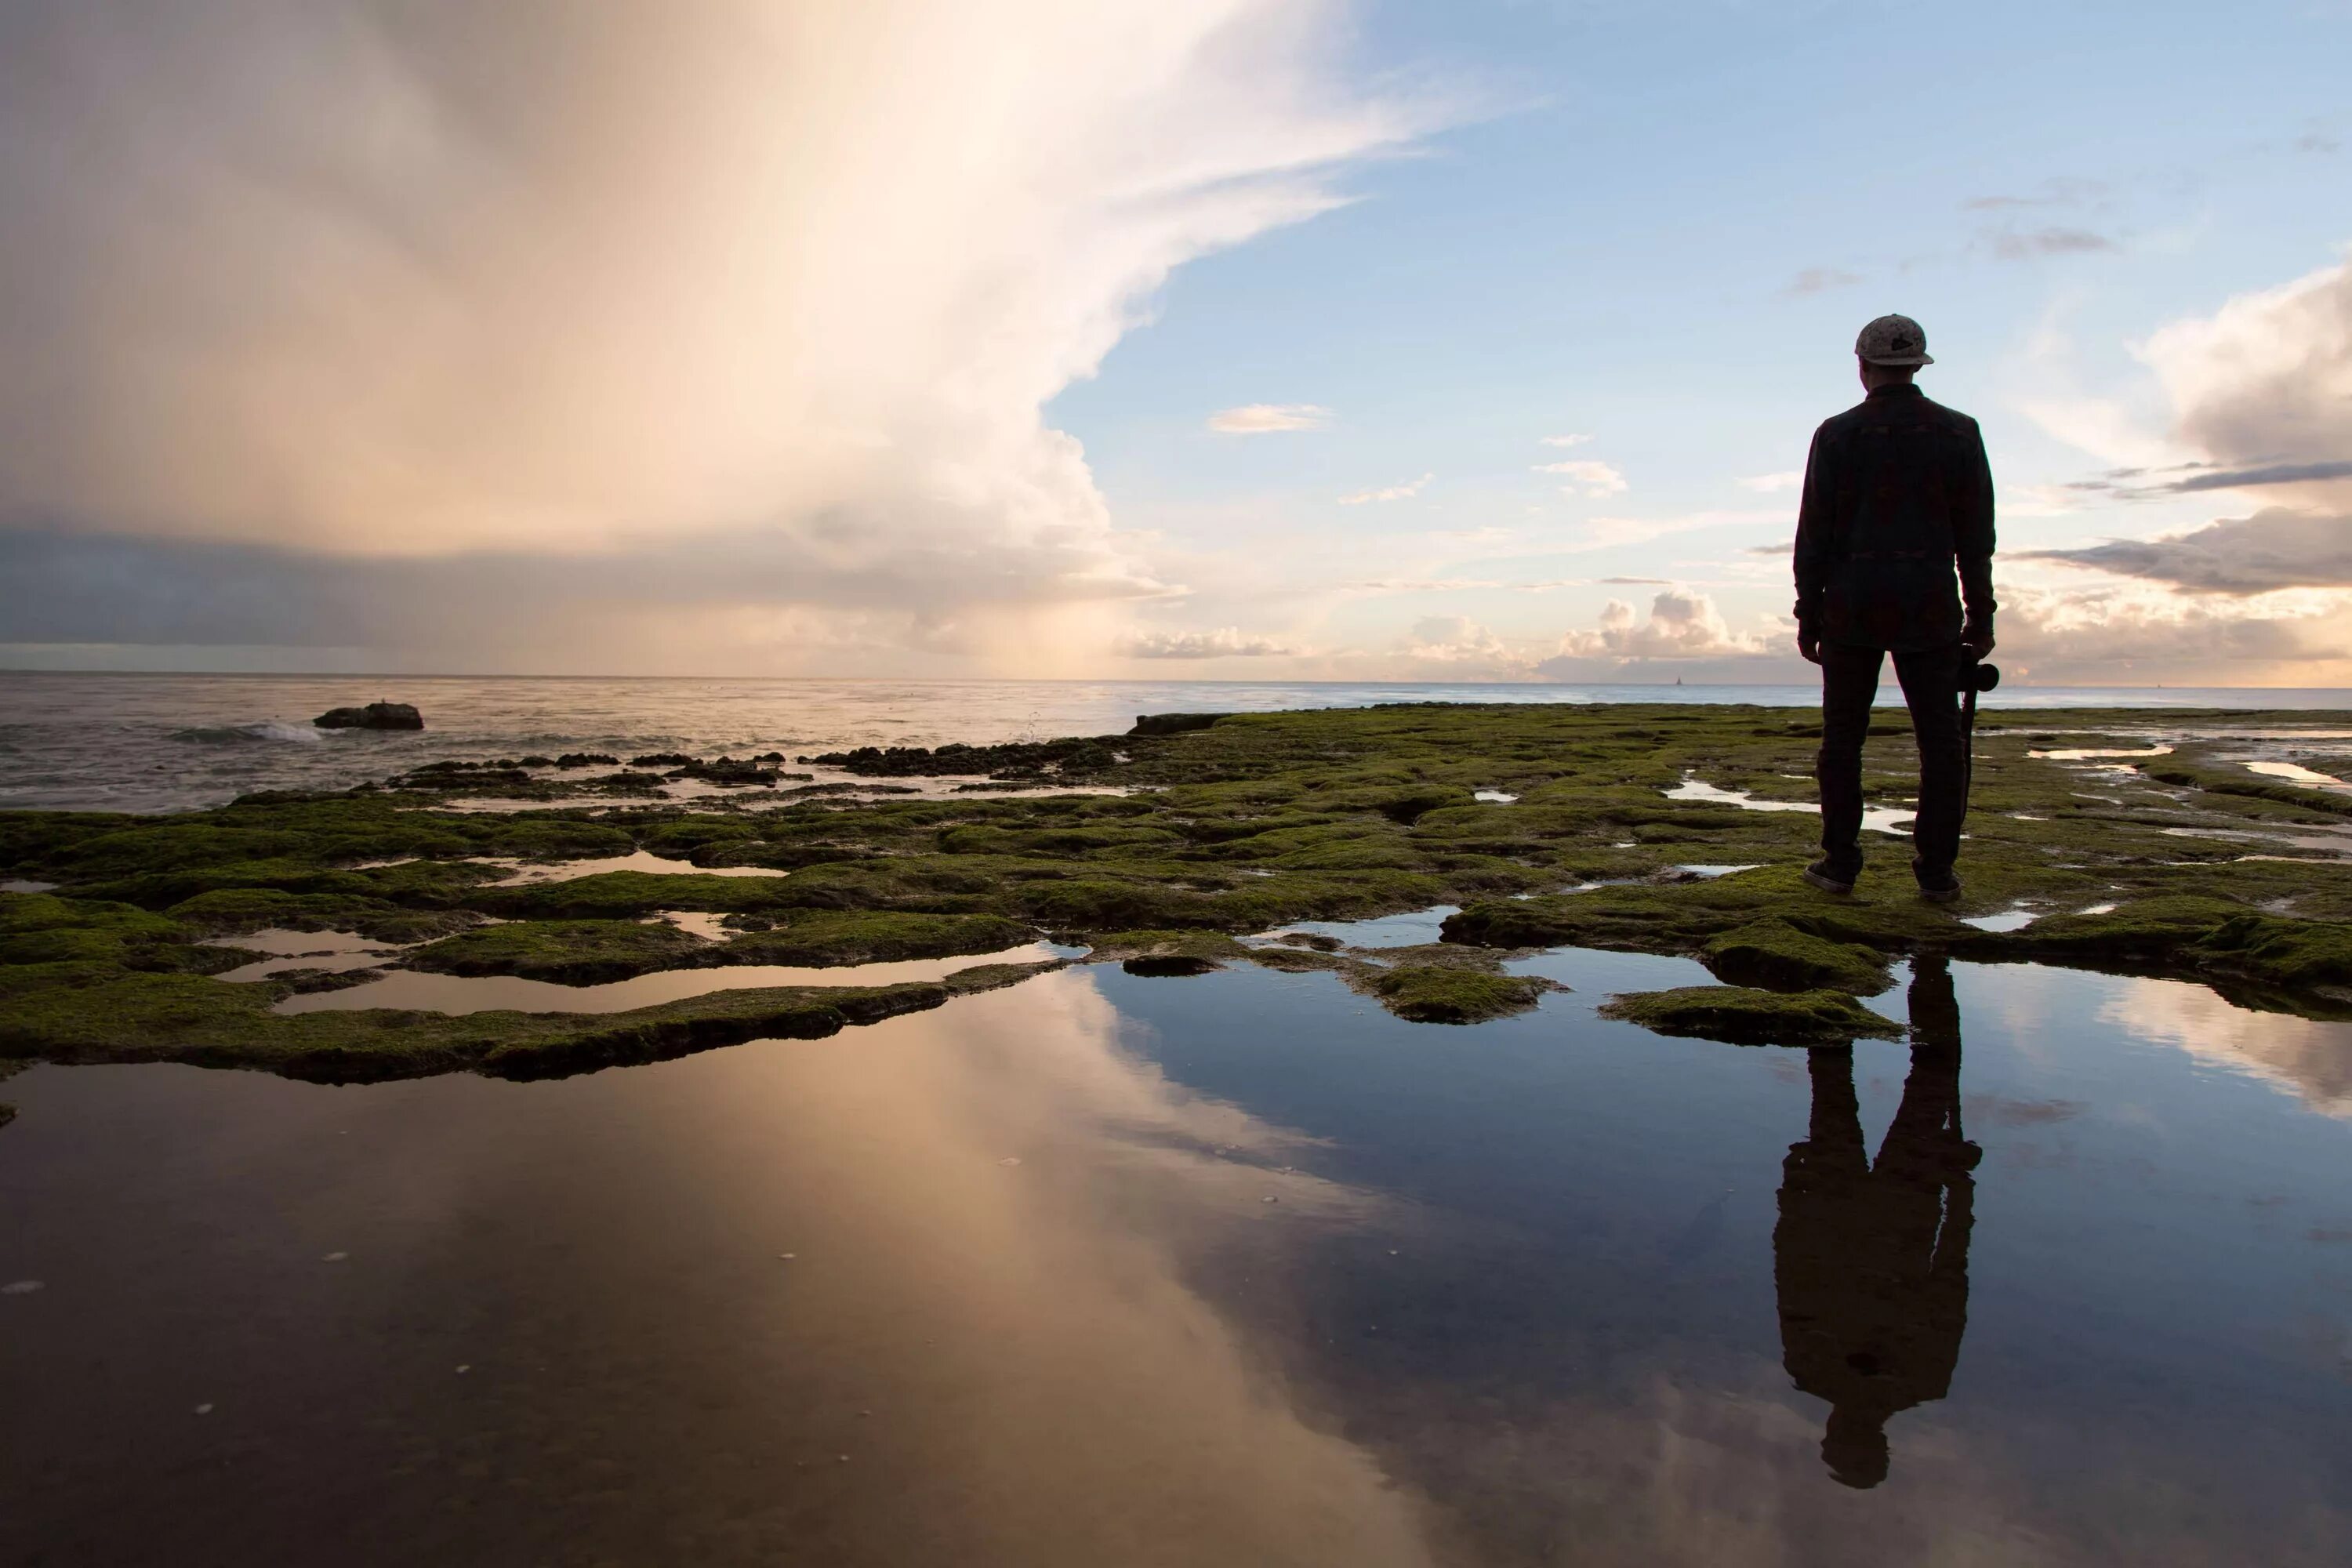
[1793,314,1997,902]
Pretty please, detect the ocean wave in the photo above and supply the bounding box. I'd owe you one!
[169,720,328,746]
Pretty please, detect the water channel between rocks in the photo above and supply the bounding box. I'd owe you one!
[4,943,2349,1567]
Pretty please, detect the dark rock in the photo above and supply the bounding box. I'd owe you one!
[807,736,1120,779]
[630,752,695,768]
[554,753,620,768]
[517,755,555,768]
[1128,712,1228,737]
[314,702,423,731]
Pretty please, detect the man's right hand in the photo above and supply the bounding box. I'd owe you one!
[1961,624,1995,660]
[1798,632,1822,665]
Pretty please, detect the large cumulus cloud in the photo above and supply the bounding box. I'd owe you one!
[0,0,1421,670]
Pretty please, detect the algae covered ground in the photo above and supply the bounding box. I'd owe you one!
[7,700,2352,1090]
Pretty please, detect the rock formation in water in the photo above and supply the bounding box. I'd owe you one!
[314,702,424,731]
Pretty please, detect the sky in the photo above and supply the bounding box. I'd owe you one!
[1,0,2347,685]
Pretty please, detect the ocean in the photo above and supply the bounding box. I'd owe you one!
[4,670,2350,813]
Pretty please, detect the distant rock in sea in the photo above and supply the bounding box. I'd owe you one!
[314,702,424,731]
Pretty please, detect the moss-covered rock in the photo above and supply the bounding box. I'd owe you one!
[720,912,1032,968]
[405,920,717,984]
[1599,985,1904,1045]
[13,699,2352,1082]
[1369,965,1550,1024]
[1701,917,1892,995]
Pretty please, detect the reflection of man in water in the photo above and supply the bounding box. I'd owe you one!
[1775,954,1979,1488]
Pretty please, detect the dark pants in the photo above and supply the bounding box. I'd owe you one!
[1817,641,1966,880]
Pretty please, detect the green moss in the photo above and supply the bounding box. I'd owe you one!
[474,870,801,920]
[1702,917,1892,995]
[720,912,1032,967]
[405,920,717,984]
[2190,914,2352,991]
[1369,965,1549,1024]
[1599,986,1904,1045]
[13,699,2352,1081]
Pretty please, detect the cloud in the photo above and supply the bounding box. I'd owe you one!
[1566,506,1782,552]
[1988,227,2118,260]
[1207,403,1335,434]
[1535,459,1628,496]
[1343,576,1582,593]
[1782,267,1860,296]
[1737,471,1802,494]
[1539,433,1595,448]
[1338,472,1432,505]
[2159,460,2352,495]
[2139,252,2352,514]
[1117,626,1297,659]
[1397,615,1517,666]
[0,1,1426,669]
[1963,178,2106,212]
[1548,587,1775,662]
[1597,575,1671,585]
[1984,582,2352,681]
[2026,509,2352,595]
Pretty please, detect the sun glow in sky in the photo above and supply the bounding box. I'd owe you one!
[1,0,2347,684]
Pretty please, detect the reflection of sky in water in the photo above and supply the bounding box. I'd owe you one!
[477,851,791,884]
[4,956,2350,1563]
[274,943,1068,1014]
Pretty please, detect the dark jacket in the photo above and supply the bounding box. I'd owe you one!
[1793,383,1996,651]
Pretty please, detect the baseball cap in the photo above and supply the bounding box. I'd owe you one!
[1855,314,1934,366]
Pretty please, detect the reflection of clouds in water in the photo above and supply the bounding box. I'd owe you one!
[2098,979,2352,1116]
[678,971,1434,1565]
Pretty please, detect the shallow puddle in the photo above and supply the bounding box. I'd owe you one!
[479,850,789,885]
[1665,776,1914,835]
[2028,744,2175,761]
[274,942,1071,1014]
[209,928,408,982]
[2246,760,2352,789]
[5,949,2350,1565]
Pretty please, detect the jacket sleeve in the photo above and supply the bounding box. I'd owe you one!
[1791,426,1830,630]
[1956,420,1996,628]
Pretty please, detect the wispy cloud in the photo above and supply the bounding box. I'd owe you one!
[1540,432,1595,448]
[1737,470,1802,494]
[1783,267,1861,296]
[1117,626,1297,659]
[1536,459,1628,496]
[1208,403,1334,434]
[1988,227,2118,260]
[2025,509,2352,596]
[1338,472,1432,505]
[1963,177,2107,212]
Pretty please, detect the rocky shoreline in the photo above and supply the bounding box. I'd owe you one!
[6,702,2352,1093]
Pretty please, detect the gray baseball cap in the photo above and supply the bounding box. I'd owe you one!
[1853,317,1929,368]
[1855,314,1934,366]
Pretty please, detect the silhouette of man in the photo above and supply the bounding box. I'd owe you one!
[1793,315,1997,902]
[1774,954,1978,1488]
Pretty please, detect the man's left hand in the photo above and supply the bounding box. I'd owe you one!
[1961,625,1995,659]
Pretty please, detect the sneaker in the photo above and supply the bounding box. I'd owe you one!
[1803,859,1857,895]
[1916,869,1962,904]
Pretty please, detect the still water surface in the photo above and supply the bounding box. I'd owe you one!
[4,948,2349,1564]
